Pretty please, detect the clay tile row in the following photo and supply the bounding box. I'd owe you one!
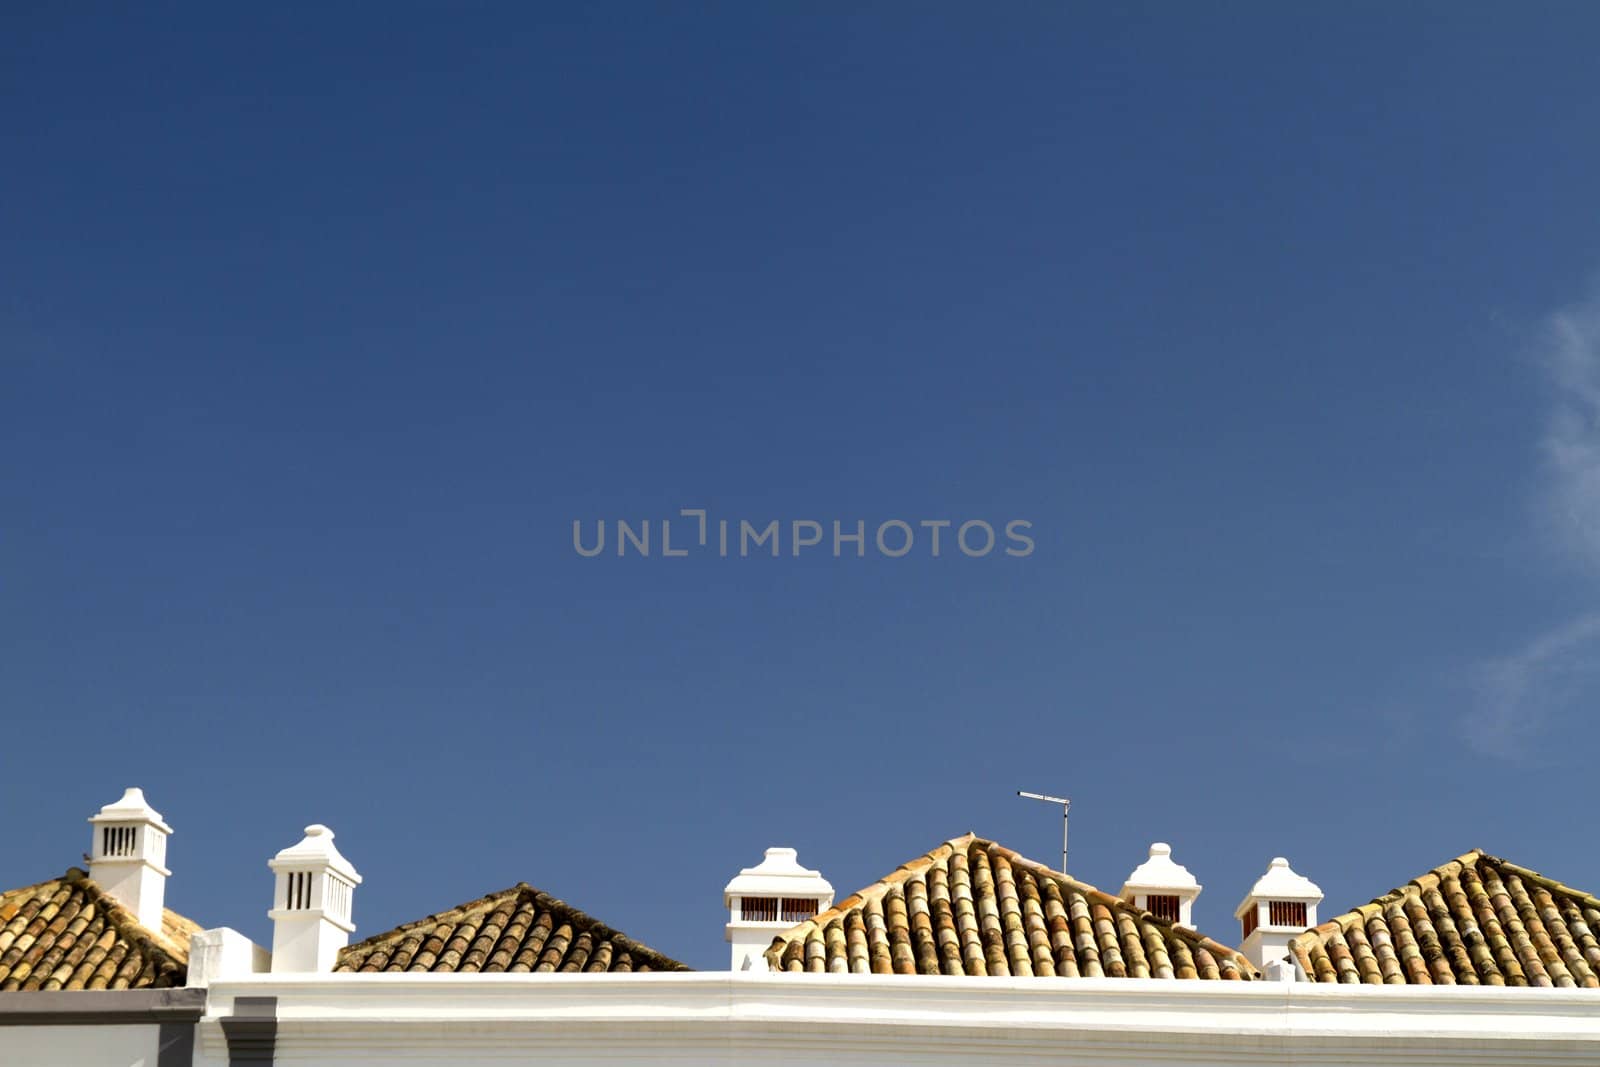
[0,869,190,991]
[334,883,689,974]
[1290,851,1600,987]
[764,834,1257,980]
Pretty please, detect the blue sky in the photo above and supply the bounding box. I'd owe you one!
[4,5,1599,969]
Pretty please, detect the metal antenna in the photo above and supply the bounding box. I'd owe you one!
[1017,790,1070,876]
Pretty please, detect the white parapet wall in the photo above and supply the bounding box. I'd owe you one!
[188,927,272,987]
[189,971,1600,1067]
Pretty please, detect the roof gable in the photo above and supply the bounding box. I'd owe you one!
[336,883,688,974]
[766,834,1256,979]
[0,868,198,991]
[1289,850,1600,987]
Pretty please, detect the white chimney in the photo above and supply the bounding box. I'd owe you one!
[723,847,833,971]
[1120,842,1201,928]
[268,824,362,973]
[1235,857,1322,970]
[87,787,172,931]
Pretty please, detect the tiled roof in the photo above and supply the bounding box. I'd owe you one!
[765,834,1257,980]
[1290,850,1600,987]
[0,868,200,991]
[335,882,689,974]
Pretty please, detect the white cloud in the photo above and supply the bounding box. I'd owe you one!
[1463,286,1600,760]
[1464,611,1600,760]
[1539,287,1600,569]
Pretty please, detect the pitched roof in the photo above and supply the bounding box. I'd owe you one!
[335,882,689,974]
[0,868,201,991]
[765,833,1257,980]
[1289,850,1600,987]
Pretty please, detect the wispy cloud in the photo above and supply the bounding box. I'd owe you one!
[1465,611,1600,759]
[1466,286,1600,760]
[1539,286,1600,568]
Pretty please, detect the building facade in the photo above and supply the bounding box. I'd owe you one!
[3,788,1598,1067]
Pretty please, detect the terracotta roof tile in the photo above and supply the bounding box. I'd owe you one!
[0,869,197,991]
[1290,850,1600,987]
[335,883,688,974]
[765,834,1257,980]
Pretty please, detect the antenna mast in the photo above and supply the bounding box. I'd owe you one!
[1016,790,1071,876]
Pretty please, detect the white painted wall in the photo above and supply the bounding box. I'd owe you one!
[187,927,272,987]
[184,972,1600,1067]
[0,1024,161,1067]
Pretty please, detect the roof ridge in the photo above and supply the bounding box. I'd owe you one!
[66,868,191,976]
[1408,849,1485,893]
[1287,847,1600,977]
[1288,850,1483,954]
[1,867,78,900]
[519,886,686,970]
[1478,852,1600,913]
[766,833,1256,977]
[765,833,975,956]
[0,870,74,928]
[336,880,689,972]
[980,840,1256,972]
[337,882,529,958]
[978,839,1122,907]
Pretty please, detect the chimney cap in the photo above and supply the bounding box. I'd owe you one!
[268,824,362,884]
[723,847,832,904]
[1235,856,1322,917]
[87,787,172,834]
[1121,842,1201,895]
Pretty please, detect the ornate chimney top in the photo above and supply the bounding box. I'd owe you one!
[87,787,172,930]
[1235,856,1323,971]
[1120,842,1203,928]
[267,824,363,973]
[723,847,833,971]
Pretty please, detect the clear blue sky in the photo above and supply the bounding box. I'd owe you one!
[5,4,1599,969]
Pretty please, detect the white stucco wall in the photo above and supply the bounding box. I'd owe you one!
[188,972,1600,1067]
[0,1023,161,1067]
